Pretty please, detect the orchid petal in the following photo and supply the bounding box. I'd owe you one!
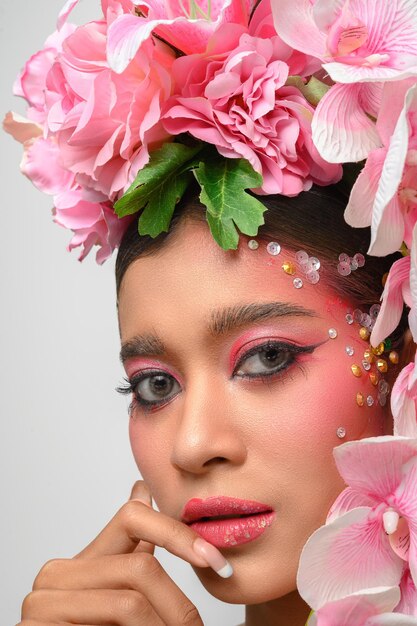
[313,586,402,626]
[344,149,385,229]
[323,62,417,84]
[370,256,411,347]
[107,15,164,73]
[327,487,378,524]
[332,436,417,500]
[368,193,405,256]
[391,362,417,438]
[397,567,417,616]
[377,79,417,146]
[297,507,403,609]
[312,83,381,163]
[410,223,417,342]
[369,615,417,625]
[312,0,345,32]
[57,0,80,30]
[271,0,326,59]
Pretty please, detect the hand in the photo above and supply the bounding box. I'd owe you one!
[18,480,232,625]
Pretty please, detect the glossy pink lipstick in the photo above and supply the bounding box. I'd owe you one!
[182,496,276,548]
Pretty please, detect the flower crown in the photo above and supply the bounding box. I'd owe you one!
[6,0,417,623]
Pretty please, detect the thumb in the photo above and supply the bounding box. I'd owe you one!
[129,480,155,555]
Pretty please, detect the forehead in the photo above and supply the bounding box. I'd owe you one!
[117,219,344,339]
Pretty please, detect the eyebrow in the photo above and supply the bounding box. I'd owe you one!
[119,301,318,363]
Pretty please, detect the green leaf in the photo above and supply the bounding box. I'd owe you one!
[286,75,331,107]
[138,170,192,237]
[194,156,266,250]
[114,142,202,218]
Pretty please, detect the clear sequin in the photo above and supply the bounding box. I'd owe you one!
[339,253,350,263]
[370,304,381,319]
[328,328,338,339]
[266,241,281,256]
[248,239,259,250]
[362,360,371,371]
[366,395,374,407]
[345,346,354,356]
[350,258,359,271]
[354,253,366,268]
[336,426,346,439]
[362,314,372,328]
[309,256,321,271]
[353,309,363,323]
[296,250,309,264]
[293,277,303,289]
[345,313,354,325]
[378,379,390,395]
[306,270,320,284]
[377,392,387,407]
[337,261,351,276]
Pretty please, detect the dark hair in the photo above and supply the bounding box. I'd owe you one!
[115,182,408,346]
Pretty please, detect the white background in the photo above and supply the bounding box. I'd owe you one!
[0,1,244,623]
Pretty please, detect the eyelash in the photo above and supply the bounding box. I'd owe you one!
[116,340,318,414]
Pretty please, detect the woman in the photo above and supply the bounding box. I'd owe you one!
[6,1,417,624]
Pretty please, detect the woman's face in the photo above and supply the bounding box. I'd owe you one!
[117,218,390,604]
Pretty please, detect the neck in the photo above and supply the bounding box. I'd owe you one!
[244,590,311,626]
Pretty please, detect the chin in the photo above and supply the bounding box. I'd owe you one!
[191,562,298,605]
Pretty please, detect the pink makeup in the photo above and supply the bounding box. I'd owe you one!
[182,496,276,548]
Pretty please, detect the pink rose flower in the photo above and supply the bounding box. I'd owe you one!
[162,27,342,195]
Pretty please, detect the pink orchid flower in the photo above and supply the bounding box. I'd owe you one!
[345,79,417,257]
[397,567,417,616]
[391,354,417,438]
[297,436,417,611]
[271,0,417,163]
[106,0,253,74]
[307,586,417,625]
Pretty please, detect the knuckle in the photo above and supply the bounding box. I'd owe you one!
[32,558,67,590]
[177,603,201,625]
[119,499,145,527]
[116,590,151,619]
[127,551,161,580]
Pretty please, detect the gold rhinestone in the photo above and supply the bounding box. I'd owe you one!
[376,358,388,373]
[363,349,375,364]
[282,261,296,275]
[369,372,379,386]
[351,364,362,378]
[389,351,399,364]
[356,392,365,407]
[374,342,385,356]
[359,327,370,341]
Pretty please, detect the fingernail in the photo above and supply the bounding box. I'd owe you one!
[193,537,233,578]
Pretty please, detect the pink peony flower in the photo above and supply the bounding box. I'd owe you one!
[307,586,417,626]
[345,80,417,257]
[272,0,417,162]
[297,436,417,611]
[106,0,254,73]
[162,28,342,195]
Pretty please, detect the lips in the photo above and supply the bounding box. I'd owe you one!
[181,496,276,548]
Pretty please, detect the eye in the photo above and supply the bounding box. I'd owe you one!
[233,341,315,379]
[117,370,181,410]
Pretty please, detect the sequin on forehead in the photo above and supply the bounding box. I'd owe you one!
[248,239,259,250]
[266,241,281,255]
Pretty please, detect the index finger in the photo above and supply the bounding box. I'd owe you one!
[73,498,233,578]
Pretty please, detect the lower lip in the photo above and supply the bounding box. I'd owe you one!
[188,511,276,548]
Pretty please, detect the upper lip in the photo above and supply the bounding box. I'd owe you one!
[181,496,274,524]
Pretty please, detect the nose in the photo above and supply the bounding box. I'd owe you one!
[170,372,247,475]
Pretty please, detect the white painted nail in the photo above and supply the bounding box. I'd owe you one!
[193,537,233,578]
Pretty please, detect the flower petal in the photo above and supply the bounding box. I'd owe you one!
[271,0,326,59]
[370,256,411,347]
[297,507,403,609]
[313,586,402,626]
[408,218,417,343]
[323,62,417,84]
[57,0,80,30]
[344,148,385,229]
[2,111,43,144]
[332,436,417,501]
[312,83,381,163]
[391,362,417,438]
[327,487,378,523]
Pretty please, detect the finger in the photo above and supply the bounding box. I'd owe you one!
[22,589,164,626]
[33,553,204,626]
[18,623,99,626]
[129,481,155,555]
[73,498,232,577]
